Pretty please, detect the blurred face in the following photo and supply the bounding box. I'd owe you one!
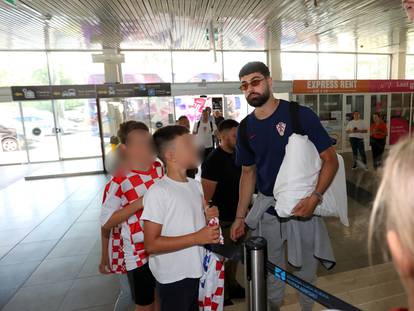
[177,117,190,130]
[206,107,212,115]
[240,73,272,107]
[373,114,380,123]
[167,133,200,169]
[353,112,360,120]
[202,110,209,120]
[220,127,238,151]
[403,0,414,20]
[121,130,155,164]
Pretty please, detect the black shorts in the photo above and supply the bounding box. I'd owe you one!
[127,263,156,306]
[157,278,199,311]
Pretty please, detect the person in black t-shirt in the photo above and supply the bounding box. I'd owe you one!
[201,119,245,306]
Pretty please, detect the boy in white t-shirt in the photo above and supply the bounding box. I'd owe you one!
[142,125,220,311]
[346,111,368,170]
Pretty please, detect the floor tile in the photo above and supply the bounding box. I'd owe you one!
[0,240,58,265]
[58,275,119,311]
[0,260,41,290]
[77,251,101,278]
[75,304,114,311]
[0,287,19,310]
[47,237,98,259]
[0,245,13,260]
[77,209,101,223]
[2,280,74,311]
[24,255,88,287]
[0,228,31,247]
[62,221,101,240]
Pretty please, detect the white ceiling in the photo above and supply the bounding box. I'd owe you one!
[0,0,412,53]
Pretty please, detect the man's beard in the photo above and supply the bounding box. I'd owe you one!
[246,88,270,107]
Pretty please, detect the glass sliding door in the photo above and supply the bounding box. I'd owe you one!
[148,97,175,132]
[21,101,59,162]
[0,102,28,164]
[319,94,343,150]
[390,94,411,145]
[54,99,102,159]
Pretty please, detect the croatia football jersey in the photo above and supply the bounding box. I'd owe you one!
[100,161,164,271]
[102,182,126,274]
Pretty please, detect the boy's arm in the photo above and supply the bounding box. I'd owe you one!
[102,197,143,230]
[99,227,111,274]
[144,220,220,254]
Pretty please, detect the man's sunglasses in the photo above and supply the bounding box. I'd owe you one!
[239,77,265,91]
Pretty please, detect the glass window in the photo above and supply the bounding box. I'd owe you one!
[357,54,390,79]
[319,94,343,149]
[295,95,317,112]
[223,52,267,81]
[390,94,411,145]
[148,97,175,132]
[48,52,104,85]
[224,95,249,122]
[281,53,318,80]
[172,51,223,83]
[122,51,172,83]
[0,52,49,87]
[0,102,28,164]
[319,53,355,79]
[406,55,414,79]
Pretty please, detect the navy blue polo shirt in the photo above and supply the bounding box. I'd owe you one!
[236,100,332,196]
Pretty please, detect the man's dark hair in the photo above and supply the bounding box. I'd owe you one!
[117,121,149,144]
[178,115,188,121]
[239,61,270,79]
[153,125,189,162]
[218,119,239,132]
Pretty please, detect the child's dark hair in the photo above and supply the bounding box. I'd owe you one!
[117,121,149,144]
[153,125,189,162]
[218,119,239,132]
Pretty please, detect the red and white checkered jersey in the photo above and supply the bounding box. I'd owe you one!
[102,182,126,274]
[100,162,164,271]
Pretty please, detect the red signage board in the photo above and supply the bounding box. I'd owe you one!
[293,80,414,94]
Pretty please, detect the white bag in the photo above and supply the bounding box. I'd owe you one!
[273,134,349,226]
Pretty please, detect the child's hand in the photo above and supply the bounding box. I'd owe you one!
[98,257,111,275]
[205,206,219,221]
[195,225,220,245]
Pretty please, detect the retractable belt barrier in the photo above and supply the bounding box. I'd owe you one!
[206,236,361,311]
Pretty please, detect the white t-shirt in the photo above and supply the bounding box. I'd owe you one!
[141,176,206,284]
[193,120,217,149]
[346,119,367,139]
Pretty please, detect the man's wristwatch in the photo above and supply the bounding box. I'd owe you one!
[312,191,323,205]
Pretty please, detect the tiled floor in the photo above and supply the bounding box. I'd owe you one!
[0,153,405,310]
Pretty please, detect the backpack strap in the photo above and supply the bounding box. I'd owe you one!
[195,121,201,134]
[238,117,254,156]
[289,101,304,135]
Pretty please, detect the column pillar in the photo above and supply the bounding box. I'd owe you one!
[267,26,282,81]
[391,29,407,79]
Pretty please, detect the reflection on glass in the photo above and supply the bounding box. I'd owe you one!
[149,97,175,132]
[295,95,317,112]
[319,54,355,79]
[319,95,343,148]
[224,95,248,122]
[223,52,267,81]
[357,54,390,79]
[21,101,59,162]
[122,51,172,83]
[405,56,414,79]
[55,99,102,158]
[174,96,221,129]
[370,95,388,124]
[48,52,104,85]
[281,53,318,80]
[0,52,49,87]
[100,97,154,152]
[172,51,223,82]
[390,94,411,145]
[0,102,28,164]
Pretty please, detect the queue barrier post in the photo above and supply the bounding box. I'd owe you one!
[244,236,267,311]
